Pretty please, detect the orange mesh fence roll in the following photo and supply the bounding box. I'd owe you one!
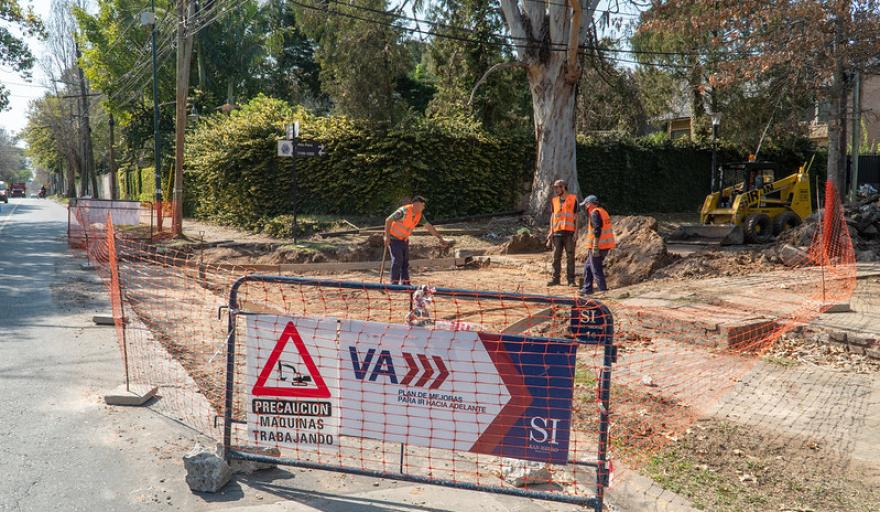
[67,180,857,508]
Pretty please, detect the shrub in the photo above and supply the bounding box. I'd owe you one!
[184,95,824,231]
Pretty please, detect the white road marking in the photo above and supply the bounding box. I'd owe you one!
[0,202,21,234]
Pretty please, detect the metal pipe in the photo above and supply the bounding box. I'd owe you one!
[235,274,580,307]
[227,449,597,507]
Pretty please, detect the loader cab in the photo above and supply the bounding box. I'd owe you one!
[724,161,777,192]
[717,161,778,206]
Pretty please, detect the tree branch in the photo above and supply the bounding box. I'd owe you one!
[566,0,582,81]
[579,0,601,45]
[498,0,529,61]
[468,61,527,108]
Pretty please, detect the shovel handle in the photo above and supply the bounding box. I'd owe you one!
[379,245,388,284]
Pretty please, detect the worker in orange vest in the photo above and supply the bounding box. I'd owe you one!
[545,179,579,287]
[384,196,449,285]
[580,195,616,296]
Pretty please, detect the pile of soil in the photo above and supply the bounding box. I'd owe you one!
[485,231,548,255]
[575,216,675,288]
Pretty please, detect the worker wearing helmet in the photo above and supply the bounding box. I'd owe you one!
[545,179,579,287]
[580,195,616,296]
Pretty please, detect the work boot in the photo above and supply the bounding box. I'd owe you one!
[546,279,560,287]
[567,280,577,287]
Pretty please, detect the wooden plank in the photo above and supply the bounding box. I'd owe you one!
[501,307,554,334]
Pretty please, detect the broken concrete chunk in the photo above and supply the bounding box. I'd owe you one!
[183,442,232,493]
[777,244,809,267]
[501,458,553,487]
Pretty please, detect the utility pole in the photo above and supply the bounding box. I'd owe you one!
[109,114,117,200]
[142,2,163,228]
[75,40,98,198]
[850,70,862,201]
[173,0,195,236]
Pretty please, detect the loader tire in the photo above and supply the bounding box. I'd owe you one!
[773,212,802,236]
[743,214,773,244]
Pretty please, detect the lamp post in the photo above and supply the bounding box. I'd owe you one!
[711,112,722,193]
[141,5,162,230]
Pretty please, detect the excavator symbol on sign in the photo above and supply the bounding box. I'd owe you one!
[277,361,312,387]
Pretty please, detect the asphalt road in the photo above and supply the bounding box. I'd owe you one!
[0,199,233,511]
[0,199,598,512]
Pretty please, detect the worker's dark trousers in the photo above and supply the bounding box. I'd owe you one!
[581,249,609,294]
[551,232,576,283]
[389,238,411,284]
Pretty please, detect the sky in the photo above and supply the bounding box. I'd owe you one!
[1,0,53,141]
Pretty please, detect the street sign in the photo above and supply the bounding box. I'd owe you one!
[277,140,293,157]
[277,140,324,158]
[293,141,324,157]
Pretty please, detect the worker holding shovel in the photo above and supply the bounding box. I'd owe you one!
[383,196,450,285]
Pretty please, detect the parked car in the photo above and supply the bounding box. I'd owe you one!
[0,181,8,203]
[10,182,25,198]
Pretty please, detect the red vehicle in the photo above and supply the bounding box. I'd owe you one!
[10,182,25,198]
[0,181,7,203]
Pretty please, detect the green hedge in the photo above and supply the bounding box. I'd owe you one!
[185,96,532,230]
[184,95,824,232]
[576,137,824,213]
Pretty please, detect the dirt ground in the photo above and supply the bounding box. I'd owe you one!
[97,208,880,511]
[175,213,790,288]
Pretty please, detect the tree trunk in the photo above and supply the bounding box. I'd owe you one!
[527,56,580,223]
[827,67,848,199]
[65,162,76,198]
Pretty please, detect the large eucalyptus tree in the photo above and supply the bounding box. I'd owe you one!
[498,0,600,219]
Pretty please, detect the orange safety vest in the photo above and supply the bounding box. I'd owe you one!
[585,206,617,250]
[551,193,577,233]
[388,204,422,240]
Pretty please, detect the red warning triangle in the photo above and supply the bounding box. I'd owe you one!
[252,321,331,398]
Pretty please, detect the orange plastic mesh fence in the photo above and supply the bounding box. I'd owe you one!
[68,180,856,506]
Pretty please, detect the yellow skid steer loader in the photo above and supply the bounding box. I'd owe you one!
[671,160,814,245]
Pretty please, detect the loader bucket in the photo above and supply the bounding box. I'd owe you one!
[668,224,745,246]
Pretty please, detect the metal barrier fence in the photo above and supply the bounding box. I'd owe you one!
[71,181,858,511]
[223,275,616,510]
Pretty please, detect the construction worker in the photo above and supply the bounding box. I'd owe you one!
[580,195,616,296]
[384,196,449,285]
[545,179,579,287]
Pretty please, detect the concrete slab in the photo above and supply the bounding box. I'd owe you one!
[103,383,157,406]
[822,302,852,313]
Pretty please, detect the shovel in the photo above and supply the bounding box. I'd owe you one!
[379,245,388,285]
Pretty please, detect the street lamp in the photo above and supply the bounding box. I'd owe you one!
[711,112,722,193]
[141,6,162,229]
